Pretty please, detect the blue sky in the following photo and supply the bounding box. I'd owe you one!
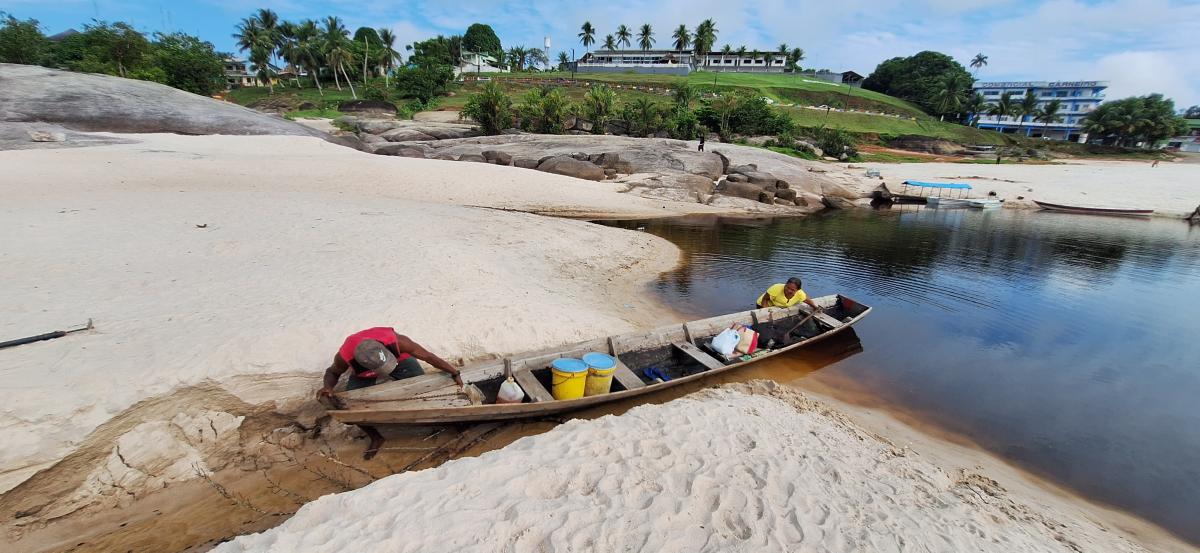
[6,0,1199,107]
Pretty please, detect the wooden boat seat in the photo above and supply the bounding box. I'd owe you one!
[513,369,554,403]
[612,358,647,390]
[672,342,727,371]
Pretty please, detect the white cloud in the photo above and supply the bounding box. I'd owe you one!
[1096,51,1199,106]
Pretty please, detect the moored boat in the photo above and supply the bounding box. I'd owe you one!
[967,198,1002,209]
[329,295,872,425]
[1034,200,1153,217]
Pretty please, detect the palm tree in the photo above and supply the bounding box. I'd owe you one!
[932,73,970,121]
[969,53,988,77]
[322,16,355,98]
[693,19,717,67]
[603,34,616,51]
[789,47,805,72]
[234,17,275,93]
[378,28,401,87]
[764,51,775,71]
[964,92,986,126]
[579,21,595,53]
[556,51,570,70]
[671,24,691,52]
[638,24,654,50]
[507,46,528,71]
[735,45,747,70]
[615,24,631,49]
[293,20,324,95]
[987,91,1016,129]
[1016,90,1039,135]
[1035,99,1063,127]
[255,8,281,62]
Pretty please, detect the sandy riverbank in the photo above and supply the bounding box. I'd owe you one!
[0,132,718,503]
[861,158,1200,217]
[214,381,1194,553]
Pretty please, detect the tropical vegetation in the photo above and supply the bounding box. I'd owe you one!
[1081,94,1188,146]
[862,51,974,118]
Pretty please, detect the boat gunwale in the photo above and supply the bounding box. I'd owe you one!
[329,295,870,425]
[1033,200,1154,216]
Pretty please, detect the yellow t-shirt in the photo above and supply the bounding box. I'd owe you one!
[758,283,807,308]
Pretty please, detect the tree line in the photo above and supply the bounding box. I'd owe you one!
[0,12,227,95]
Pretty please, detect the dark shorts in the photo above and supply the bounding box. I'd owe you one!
[346,357,425,390]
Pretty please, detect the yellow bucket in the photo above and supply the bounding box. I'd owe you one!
[550,358,588,400]
[583,352,617,396]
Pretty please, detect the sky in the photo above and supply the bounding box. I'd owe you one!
[5,0,1200,108]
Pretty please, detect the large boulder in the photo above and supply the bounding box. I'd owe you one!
[513,157,540,169]
[720,181,767,202]
[889,135,966,155]
[536,155,605,181]
[482,150,513,165]
[380,128,436,142]
[664,174,716,196]
[358,120,402,135]
[743,171,781,187]
[774,188,798,202]
[0,64,330,140]
[372,143,429,158]
[338,99,397,116]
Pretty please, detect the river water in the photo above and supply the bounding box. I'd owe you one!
[605,208,1200,545]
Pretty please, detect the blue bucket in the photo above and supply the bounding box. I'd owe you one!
[581,352,616,370]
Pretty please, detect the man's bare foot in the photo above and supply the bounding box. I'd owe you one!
[363,435,384,460]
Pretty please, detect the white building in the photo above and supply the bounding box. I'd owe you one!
[577,49,788,75]
[455,52,508,77]
[973,80,1108,141]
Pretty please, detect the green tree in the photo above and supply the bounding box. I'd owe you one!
[506,45,528,71]
[787,47,805,72]
[932,72,971,120]
[378,28,401,87]
[322,16,355,98]
[637,24,654,50]
[964,92,987,127]
[615,24,631,48]
[709,92,740,139]
[393,65,453,103]
[526,47,548,70]
[106,22,152,78]
[556,51,570,70]
[583,84,617,132]
[353,27,381,81]
[671,24,690,51]
[149,32,224,95]
[1082,94,1188,147]
[735,45,747,70]
[462,81,512,135]
[1015,90,1039,135]
[518,86,570,133]
[295,20,325,94]
[671,82,699,110]
[622,97,663,136]
[987,91,1016,127]
[462,23,502,61]
[1184,105,1200,119]
[0,13,48,64]
[407,35,459,69]
[235,16,274,92]
[861,51,974,115]
[578,21,595,52]
[1034,99,1063,128]
[602,34,616,50]
[693,19,717,67]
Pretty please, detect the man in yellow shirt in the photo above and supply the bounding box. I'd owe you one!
[756,277,822,311]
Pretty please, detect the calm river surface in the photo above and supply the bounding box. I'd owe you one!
[605,208,1200,544]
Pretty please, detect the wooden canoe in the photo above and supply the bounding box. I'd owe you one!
[329,295,871,425]
[1034,200,1153,217]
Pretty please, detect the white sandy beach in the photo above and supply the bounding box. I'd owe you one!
[214,383,1186,553]
[861,158,1200,216]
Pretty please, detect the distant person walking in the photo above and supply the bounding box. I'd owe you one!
[698,135,705,152]
[1151,159,1160,167]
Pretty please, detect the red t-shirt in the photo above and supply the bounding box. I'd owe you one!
[338,327,412,368]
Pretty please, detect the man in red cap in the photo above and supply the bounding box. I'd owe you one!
[318,327,463,459]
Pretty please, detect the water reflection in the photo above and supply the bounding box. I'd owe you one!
[604,209,1200,545]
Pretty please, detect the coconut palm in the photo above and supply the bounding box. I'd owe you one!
[987,91,1016,128]
[789,47,805,71]
[964,92,987,126]
[932,73,970,121]
[507,46,528,71]
[735,45,747,70]
[557,51,570,70]
[603,34,616,51]
[969,53,988,77]
[295,20,324,94]
[615,24,631,49]
[1035,99,1063,127]
[638,24,654,50]
[579,21,595,53]
[1016,90,1039,135]
[234,17,275,93]
[693,19,717,67]
[671,24,691,52]
[378,28,401,87]
[255,8,281,62]
[764,52,775,71]
[322,16,355,98]
[276,21,302,87]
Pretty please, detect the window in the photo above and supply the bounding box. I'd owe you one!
[1056,91,1067,97]
[984,90,999,96]
[1071,90,1081,97]
[1041,91,1052,97]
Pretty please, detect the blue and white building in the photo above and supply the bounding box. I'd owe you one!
[973,81,1107,142]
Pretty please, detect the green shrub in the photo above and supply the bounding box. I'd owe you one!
[392,65,454,103]
[582,84,617,133]
[620,98,664,137]
[811,126,858,160]
[517,86,571,134]
[666,107,702,140]
[362,82,391,102]
[461,81,512,135]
